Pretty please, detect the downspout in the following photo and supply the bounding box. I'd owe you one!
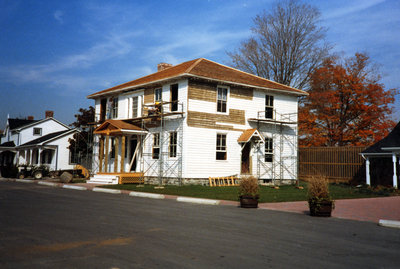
[55,145,59,171]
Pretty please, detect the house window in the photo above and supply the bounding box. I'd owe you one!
[265,138,273,162]
[169,132,177,158]
[155,88,162,102]
[216,134,227,160]
[33,128,42,136]
[170,84,178,112]
[217,86,228,113]
[265,95,274,119]
[112,97,118,118]
[152,133,160,159]
[132,96,138,118]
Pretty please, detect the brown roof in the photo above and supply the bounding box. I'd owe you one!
[94,120,144,135]
[87,58,307,98]
[237,129,264,143]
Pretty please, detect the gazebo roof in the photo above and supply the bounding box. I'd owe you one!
[362,121,400,154]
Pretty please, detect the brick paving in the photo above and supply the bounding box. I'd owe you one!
[259,196,400,223]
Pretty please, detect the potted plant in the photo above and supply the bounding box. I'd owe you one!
[307,175,334,217]
[239,176,260,208]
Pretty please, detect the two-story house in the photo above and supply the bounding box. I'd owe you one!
[0,111,78,172]
[87,58,307,185]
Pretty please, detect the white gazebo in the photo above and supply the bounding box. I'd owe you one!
[360,122,400,188]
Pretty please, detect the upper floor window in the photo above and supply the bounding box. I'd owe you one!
[33,128,42,136]
[107,97,118,119]
[216,133,227,160]
[152,133,160,159]
[265,138,273,162]
[132,96,138,118]
[155,88,162,102]
[217,86,228,113]
[265,95,274,119]
[170,84,178,112]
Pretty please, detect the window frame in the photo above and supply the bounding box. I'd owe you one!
[33,127,42,136]
[131,96,139,118]
[169,132,177,158]
[112,97,119,119]
[216,86,228,114]
[265,95,274,119]
[265,137,273,162]
[152,133,160,159]
[216,133,227,160]
[154,88,162,103]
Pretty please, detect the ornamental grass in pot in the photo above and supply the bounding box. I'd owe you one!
[239,176,260,208]
[307,175,334,217]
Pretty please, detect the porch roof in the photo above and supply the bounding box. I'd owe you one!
[94,119,147,136]
[237,128,264,143]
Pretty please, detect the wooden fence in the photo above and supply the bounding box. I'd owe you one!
[298,146,367,183]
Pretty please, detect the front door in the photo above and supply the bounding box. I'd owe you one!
[241,143,251,174]
[130,138,138,171]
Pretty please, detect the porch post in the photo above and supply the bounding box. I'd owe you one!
[365,157,370,186]
[37,148,41,165]
[120,136,125,173]
[114,136,119,172]
[393,153,398,189]
[104,135,109,173]
[99,136,104,173]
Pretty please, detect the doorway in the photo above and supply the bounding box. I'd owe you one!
[130,138,138,171]
[241,143,251,174]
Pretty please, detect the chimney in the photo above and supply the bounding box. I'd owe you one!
[157,63,173,72]
[45,110,54,118]
[27,116,34,120]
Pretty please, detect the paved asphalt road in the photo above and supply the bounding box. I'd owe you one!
[1,182,400,269]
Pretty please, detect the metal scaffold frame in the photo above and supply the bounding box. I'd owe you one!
[254,110,298,185]
[138,101,184,185]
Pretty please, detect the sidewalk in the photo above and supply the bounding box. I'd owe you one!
[259,196,400,223]
[2,177,400,224]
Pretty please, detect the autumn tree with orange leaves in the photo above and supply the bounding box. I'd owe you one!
[299,53,397,147]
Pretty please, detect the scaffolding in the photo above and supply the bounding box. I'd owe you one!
[250,110,298,185]
[130,101,184,185]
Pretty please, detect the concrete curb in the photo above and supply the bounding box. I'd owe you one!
[177,196,220,205]
[16,179,34,183]
[378,219,400,229]
[0,178,10,182]
[129,191,165,199]
[63,185,87,191]
[38,181,58,187]
[92,187,121,194]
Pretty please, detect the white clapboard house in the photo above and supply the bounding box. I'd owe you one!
[87,58,307,185]
[0,111,78,172]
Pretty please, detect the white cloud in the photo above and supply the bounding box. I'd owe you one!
[54,10,64,24]
[323,0,386,19]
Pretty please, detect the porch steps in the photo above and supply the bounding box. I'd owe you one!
[87,174,118,185]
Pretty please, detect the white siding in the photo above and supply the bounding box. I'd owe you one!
[46,133,76,170]
[19,119,69,145]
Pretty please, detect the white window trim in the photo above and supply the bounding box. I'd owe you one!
[169,131,177,158]
[265,137,273,163]
[216,85,229,114]
[216,133,227,161]
[154,88,162,103]
[33,127,42,136]
[265,94,274,119]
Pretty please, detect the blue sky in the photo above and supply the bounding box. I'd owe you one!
[0,0,399,129]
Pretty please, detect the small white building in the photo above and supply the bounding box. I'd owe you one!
[87,58,307,185]
[0,111,78,172]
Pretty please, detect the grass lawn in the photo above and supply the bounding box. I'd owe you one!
[101,182,398,203]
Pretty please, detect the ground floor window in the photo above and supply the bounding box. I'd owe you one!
[169,132,177,158]
[265,138,273,162]
[152,133,160,159]
[216,134,227,160]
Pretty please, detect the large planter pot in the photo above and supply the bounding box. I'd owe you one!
[308,199,334,217]
[240,195,259,208]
